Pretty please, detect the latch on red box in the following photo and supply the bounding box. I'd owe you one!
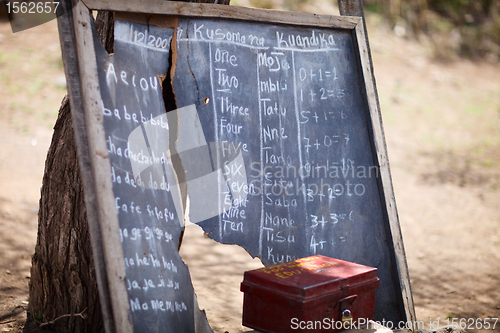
[241,255,380,333]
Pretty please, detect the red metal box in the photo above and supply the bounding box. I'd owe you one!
[241,255,379,333]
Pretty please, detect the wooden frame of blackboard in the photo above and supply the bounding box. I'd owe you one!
[60,0,416,331]
[57,1,132,332]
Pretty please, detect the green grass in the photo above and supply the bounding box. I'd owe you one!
[466,104,485,115]
[28,81,43,97]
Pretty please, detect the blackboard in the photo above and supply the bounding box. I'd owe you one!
[62,0,416,332]
[95,19,202,332]
[173,16,403,322]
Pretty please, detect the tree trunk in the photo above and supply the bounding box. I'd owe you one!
[26,11,114,332]
[26,1,227,332]
[27,96,102,333]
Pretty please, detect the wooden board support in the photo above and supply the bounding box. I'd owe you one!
[59,0,416,331]
[56,1,116,332]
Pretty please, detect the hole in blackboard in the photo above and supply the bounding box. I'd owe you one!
[179,223,263,332]
[162,45,178,113]
[95,11,115,55]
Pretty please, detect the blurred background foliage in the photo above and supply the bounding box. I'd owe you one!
[364,0,500,61]
[2,0,499,61]
[234,0,500,61]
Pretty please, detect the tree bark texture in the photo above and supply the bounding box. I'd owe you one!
[27,11,114,333]
[27,96,102,333]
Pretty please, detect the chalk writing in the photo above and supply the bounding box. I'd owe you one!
[95,19,199,332]
[130,299,187,313]
[114,22,172,52]
[119,227,174,243]
[170,18,391,284]
[96,14,408,326]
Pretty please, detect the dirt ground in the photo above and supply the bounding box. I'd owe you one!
[0,6,499,333]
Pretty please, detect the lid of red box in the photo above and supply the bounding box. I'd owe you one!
[243,255,378,298]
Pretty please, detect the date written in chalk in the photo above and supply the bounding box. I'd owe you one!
[5,2,59,14]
